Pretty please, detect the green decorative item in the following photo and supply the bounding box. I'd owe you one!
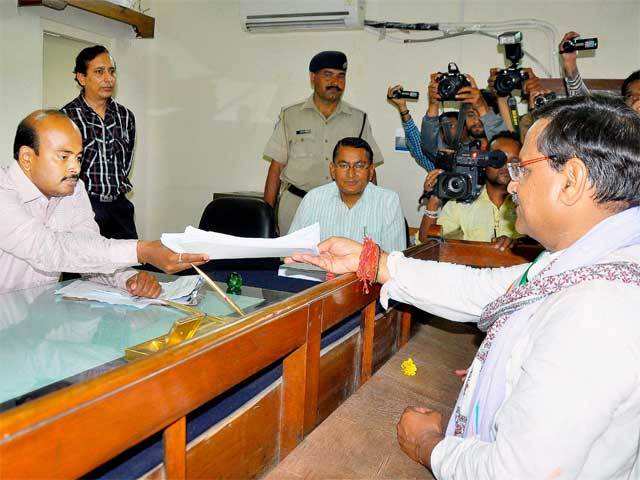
[226,272,243,295]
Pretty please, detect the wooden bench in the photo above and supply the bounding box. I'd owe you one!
[265,317,482,480]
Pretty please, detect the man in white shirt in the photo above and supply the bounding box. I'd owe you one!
[0,110,208,295]
[289,94,640,479]
[289,137,406,253]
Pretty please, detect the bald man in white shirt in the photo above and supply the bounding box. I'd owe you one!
[0,110,208,295]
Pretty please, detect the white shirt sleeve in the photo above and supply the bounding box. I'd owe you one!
[380,252,528,322]
[0,183,138,280]
[431,281,640,479]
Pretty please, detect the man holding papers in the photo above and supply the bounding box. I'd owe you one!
[0,110,208,295]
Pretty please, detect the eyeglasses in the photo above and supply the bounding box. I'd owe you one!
[334,161,370,171]
[507,155,555,181]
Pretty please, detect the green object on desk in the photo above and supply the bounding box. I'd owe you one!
[226,272,243,295]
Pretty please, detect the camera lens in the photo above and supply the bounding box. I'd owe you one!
[438,79,456,99]
[495,73,516,96]
[446,175,467,197]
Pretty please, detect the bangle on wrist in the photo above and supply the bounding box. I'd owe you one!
[399,110,409,117]
[423,207,441,218]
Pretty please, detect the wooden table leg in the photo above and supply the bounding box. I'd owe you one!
[303,301,322,434]
[359,301,376,385]
[399,309,412,348]
[280,343,307,459]
[163,416,186,480]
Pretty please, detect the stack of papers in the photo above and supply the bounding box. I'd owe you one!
[278,262,327,283]
[55,276,203,309]
[161,223,320,259]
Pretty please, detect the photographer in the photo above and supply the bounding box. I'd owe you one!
[418,131,522,250]
[387,84,436,171]
[560,30,640,112]
[421,73,508,155]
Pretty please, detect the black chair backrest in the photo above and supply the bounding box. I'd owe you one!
[198,196,279,271]
[199,196,277,239]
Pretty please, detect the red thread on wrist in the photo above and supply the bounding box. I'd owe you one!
[357,237,380,294]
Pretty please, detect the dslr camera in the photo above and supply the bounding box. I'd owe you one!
[494,31,529,97]
[533,91,557,109]
[436,63,470,101]
[433,142,507,203]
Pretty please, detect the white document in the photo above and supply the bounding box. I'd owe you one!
[278,262,326,283]
[55,276,203,309]
[161,223,320,259]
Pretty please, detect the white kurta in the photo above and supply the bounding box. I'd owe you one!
[381,247,640,479]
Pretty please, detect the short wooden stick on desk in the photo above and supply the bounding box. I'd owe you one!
[191,264,245,316]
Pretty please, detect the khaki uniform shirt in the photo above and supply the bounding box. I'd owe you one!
[263,95,384,191]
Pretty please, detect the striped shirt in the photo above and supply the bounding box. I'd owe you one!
[564,70,590,97]
[288,182,406,252]
[61,95,136,200]
[402,116,435,171]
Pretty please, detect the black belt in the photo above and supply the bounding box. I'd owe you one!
[287,184,308,199]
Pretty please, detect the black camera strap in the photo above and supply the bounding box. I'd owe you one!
[440,103,469,150]
[358,113,367,139]
[507,95,520,136]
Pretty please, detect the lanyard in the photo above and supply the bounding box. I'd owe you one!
[518,252,546,286]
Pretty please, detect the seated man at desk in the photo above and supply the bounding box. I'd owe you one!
[418,131,522,250]
[0,110,208,295]
[290,94,640,479]
[288,137,406,252]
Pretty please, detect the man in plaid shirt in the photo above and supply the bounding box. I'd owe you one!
[61,45,137,239]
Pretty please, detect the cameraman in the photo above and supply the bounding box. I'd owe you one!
[421,73,508,155]
[387,85,466,171]
[560,30,640,112]
[418,131,521,250]
[387,84,436,171]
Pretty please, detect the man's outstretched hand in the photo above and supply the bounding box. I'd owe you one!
[286,236,392,284]
[137,240,209,274]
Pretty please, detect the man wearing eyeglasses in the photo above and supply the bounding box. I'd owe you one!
[263,51,384,235]
[289,94,640,479]
[288,137,405,253]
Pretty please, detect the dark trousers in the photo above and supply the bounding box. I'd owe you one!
[89,195,138,240]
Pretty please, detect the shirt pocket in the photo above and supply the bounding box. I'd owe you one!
[286,133,320,186]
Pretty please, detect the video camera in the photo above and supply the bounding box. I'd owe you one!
[387,87,420,100]
[432,142,507,203]
[533,91,557,109]
[494,31,529,97]
[436,63,470,101]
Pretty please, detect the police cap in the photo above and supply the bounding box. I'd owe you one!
[309,51,348,73]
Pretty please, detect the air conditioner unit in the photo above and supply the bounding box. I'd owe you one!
[241,0,365,33]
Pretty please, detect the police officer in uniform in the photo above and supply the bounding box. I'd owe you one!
[263,51,384,234]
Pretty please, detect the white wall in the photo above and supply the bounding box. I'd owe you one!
[1,0,638,240]
[142,0,639,238]
[43,34,92,109]
[0,1,153,235]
